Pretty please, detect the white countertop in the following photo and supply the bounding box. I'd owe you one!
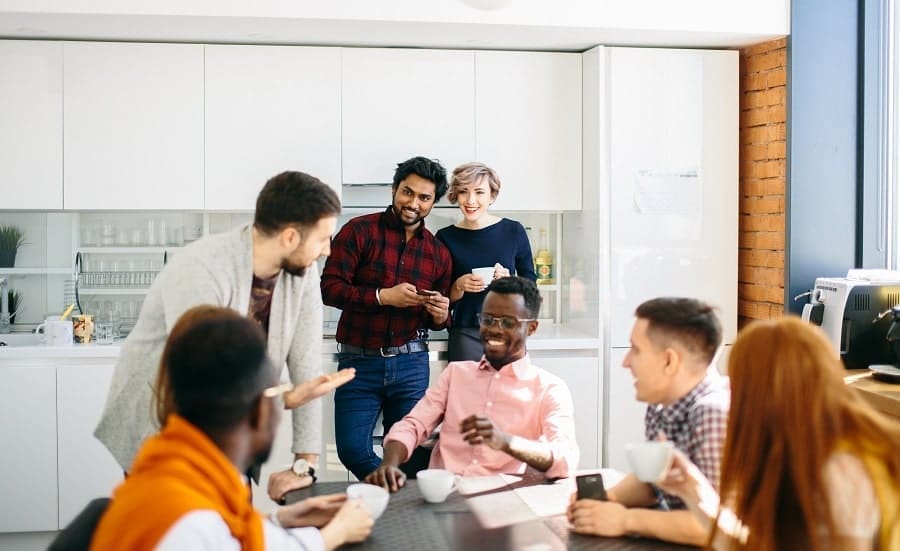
[0,325,601,364]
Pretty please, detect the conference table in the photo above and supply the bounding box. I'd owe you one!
[286,475,697,550]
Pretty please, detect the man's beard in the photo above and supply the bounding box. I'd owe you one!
[281,258,307,277]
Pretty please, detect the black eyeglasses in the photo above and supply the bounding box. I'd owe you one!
[477,313,536,330]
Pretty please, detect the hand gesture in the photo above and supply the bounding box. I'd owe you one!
[493,263,510,278]
[454,274,486,294]
[459,414,510,451]
[656,448,717,509]
[284,369,356,409]
[364,464,407,493]
[268,468,314,503]
[422,292,450,325]
[566,493,629,537]
[320,499,373,550]
[380,282,429,308]
[276,494,346,528]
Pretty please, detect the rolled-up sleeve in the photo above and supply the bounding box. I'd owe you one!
[541,380,579,479]
[383,367,451,462]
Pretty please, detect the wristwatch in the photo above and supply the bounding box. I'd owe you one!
[291,458,317,482]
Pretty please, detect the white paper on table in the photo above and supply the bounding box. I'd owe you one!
[466,490,538,529]
[512,480,574,518]
[457,474,521,496]
[633,170,701,216]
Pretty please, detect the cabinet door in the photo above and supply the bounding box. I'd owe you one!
[0,41,63,209]
[531,351,600,469]
[63,42,204,210]
[475,52,582,211]
[205,46,342,210]
[57,364,123,527]
[0,367,57,532]
[342,48,475,186]
[605,348,647,472]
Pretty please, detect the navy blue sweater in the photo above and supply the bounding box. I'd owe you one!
[435,218,537,329]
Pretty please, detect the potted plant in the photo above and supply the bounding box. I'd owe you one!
[0,225,25,268]
[7,288,21,324]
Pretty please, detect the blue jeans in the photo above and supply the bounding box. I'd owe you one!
[334,351,430,480]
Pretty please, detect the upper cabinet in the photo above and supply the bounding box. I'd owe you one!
[475,52,582,211]
[205,46,342,210]
[341,48,475,185]
[0,41,63,209]
[63,42,204,210]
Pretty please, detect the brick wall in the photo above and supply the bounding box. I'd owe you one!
[738,38,787,326]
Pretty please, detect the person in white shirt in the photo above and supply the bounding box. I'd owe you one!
[91,307,373,550]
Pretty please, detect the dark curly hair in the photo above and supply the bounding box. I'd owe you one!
[486,276,543,318]
[392,156,449,203]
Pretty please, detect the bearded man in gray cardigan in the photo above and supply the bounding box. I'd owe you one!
[95,171,352,502]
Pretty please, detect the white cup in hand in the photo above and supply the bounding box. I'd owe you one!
[625,441,675,483]
[346,483,389,520]
[471,267,495,290]
[417,469,458,503]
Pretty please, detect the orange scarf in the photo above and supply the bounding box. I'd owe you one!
[90,415,264,551]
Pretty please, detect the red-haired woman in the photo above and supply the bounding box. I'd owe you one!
[659,316,900,550]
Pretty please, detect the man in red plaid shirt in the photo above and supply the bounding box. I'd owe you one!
[568,297,730,547]
[322,156,453,480]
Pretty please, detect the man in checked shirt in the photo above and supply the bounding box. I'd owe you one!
[568,297,730,547]
[322,156,453,480]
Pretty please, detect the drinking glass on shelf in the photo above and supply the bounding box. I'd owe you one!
[81,225,98,247]
[95,322,114,345]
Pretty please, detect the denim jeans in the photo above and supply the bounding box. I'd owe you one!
[333,350,430,480]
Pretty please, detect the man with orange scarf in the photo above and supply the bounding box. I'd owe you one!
[92,309,372,550]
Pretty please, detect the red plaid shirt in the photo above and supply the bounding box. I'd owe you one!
[321,207,453,349]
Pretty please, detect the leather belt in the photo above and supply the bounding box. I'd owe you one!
[339,340,429,358]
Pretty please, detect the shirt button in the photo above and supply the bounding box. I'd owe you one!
[486,401,493,407]
[472,459,479,465]
[495,374,500,380]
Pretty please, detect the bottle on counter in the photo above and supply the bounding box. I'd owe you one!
[535,227,554,285]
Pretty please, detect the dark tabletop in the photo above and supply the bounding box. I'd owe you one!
[286,479,697,551]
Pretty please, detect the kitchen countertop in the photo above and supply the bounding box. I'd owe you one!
[845,370,900,420]
[0,325,602,363]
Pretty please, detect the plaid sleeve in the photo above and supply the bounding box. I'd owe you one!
[686,397,729,491]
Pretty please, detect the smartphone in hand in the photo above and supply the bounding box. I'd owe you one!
[416,289,438,296]
[575,474,607,501]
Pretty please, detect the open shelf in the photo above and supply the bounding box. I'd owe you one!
[0,267,72,275]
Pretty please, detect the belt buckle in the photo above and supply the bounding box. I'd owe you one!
[380,346,397,358]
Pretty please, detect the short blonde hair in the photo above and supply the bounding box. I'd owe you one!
[447,162,501,204]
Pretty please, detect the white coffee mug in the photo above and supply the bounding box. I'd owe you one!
[36,317,74,347]
[471,267,495,289]
[417,469,458,503]
[346,483,390,520]
[625,441,674,483]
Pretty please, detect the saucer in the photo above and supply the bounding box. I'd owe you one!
[868,364,900,384]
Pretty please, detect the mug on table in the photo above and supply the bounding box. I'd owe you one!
[36,317,74,346]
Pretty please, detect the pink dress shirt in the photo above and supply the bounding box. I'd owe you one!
[384,355,579,478]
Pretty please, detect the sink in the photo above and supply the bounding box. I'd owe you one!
[0,333,44,347]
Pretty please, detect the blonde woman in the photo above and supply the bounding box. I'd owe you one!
[436,163,536,361]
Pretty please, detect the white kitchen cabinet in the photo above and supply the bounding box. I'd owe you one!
[605,348,646,472]
[0,41,63,209]
[0,367,57,532]
[63,42,204,210]
[531,350,601,469]
[57,364,123,527]
[205,46,342,210]
[342,48,475,185]
[475,51,582,211]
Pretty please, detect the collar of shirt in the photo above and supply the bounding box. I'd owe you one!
[652,369,722,427]
[476,354,538,380]
[380,205,426,238]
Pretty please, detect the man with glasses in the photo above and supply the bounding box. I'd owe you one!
[321,156,453,481]
[365,276,579,491]
[96,171,351,503]
[92,308,373,550]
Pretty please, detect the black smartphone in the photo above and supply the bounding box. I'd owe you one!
[416,289,438,296]
[575,473,607,501]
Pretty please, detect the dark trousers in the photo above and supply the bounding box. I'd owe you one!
[448,327,484,362]
[334,350,430,480]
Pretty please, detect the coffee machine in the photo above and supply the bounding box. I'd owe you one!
[801,271,900,369]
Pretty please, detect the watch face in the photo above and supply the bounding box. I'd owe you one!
[292,458,309,476]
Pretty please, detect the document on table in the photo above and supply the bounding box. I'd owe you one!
[457,474,521,496]
[466,489,539,529]
[512,479,575,518]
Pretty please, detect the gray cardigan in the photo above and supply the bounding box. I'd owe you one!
[94,225,323,470]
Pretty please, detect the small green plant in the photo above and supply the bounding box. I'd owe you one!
[0,225,24,250]
[7,289,21,324]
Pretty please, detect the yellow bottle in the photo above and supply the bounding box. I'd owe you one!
[535,228,554,285]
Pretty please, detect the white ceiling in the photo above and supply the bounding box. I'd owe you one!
[0,1,790,51]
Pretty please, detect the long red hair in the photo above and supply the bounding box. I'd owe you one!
[719,316,900,549]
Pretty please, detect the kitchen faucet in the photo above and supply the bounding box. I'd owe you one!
[0,277,9,334]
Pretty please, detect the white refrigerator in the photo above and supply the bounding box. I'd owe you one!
[585,47,739,470]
